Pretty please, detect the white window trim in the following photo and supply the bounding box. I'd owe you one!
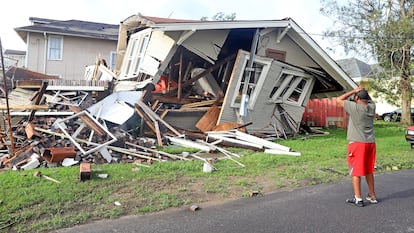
[269,68,313,106]
[230,54,272,110]
[109,51,117,71]
[47,35,63,61]
[119,29,151,79]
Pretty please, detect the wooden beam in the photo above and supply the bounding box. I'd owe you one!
[0,105,49,110]
[29,81,48,121]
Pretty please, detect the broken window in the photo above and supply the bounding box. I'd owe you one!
[120,29,151,79]
[48,35,63,60]
[268,69,312,106]
[230,54,271,110]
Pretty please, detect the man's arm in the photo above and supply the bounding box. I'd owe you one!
[336,87,363,108]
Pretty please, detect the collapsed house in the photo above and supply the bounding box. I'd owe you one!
[0,14,357,171]
[113,14,357,137]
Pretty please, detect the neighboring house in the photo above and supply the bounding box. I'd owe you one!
[14,17,118,80]
[336,58,397,115]
[112,14,357,136]
[3,49,26,68]
[336,58,373,83]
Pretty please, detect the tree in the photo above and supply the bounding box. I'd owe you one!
[320,0,414,125]
[200,12,236,21]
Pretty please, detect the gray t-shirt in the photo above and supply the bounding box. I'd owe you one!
[344,100,376,142]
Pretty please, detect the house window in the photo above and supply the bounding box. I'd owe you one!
[109,51,117,70]
[231,55,271,109]
[48,36,63,60]
[120,29,151,79]
[268,69,312,106]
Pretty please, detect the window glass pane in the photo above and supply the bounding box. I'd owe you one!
[287,79,306,103]
[48,36,62,60]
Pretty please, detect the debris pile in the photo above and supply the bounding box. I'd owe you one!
[0,66,300,172]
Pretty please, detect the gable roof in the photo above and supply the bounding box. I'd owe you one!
[336,58,372,79]
[14,17,119,43]
[119,14,357,98]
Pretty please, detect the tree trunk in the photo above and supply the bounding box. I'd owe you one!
[400,74,412,125]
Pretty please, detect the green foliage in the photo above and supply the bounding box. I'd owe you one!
[1,122,413,232]
[200,12,236,21]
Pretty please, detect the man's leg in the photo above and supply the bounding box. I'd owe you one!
[365,173,376,197]
[352,176,362,198]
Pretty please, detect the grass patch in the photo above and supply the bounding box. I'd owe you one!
[1,121,413,232]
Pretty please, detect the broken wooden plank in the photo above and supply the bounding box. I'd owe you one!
[29,81,48,121]
[264,149,301,156]
[53,112,117,155]
[233,130,291,152]
[68,106,106,136]
[181,99,222,109]
[195,105,220,132]
[166,136,212,152]
[25,122,43,139]
[0,104,49,110]
[125,141,190,161]
[206,133,263,150]
[34,127,164,162]
[135,99,182,136]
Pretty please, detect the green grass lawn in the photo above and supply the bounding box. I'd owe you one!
[1,121,413,233]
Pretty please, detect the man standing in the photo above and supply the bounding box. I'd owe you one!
[336,87,378,207]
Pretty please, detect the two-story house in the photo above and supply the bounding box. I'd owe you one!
[14,17,118,80]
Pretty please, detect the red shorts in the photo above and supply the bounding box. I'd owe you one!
[347,142,376,176]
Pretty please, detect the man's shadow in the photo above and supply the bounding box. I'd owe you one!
[379,188,414,201]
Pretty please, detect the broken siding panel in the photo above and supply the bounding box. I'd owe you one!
[181,30,229,64]
[140,31,176,76]
[146,31,175,61]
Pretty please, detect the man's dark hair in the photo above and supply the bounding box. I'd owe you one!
[357,89,369,100]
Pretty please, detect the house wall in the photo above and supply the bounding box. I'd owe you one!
[257,31,319,68]
[26,33,117,80]
[219,51,308,135]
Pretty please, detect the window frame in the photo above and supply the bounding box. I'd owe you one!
[47,35,63,61]
[268,68,313,106]
[230,55,272,110]
[120,29,151,79]
[109,51,117,71]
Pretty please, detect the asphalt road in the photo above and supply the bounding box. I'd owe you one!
[55,169,414,233]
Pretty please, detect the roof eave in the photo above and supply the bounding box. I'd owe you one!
[14,28,118,41]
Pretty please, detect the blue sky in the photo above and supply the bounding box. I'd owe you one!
[0,0,354,61]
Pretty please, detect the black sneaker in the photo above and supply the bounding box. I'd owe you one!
[346,197,365,207]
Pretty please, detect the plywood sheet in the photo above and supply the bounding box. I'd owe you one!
[195,105,220,132]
